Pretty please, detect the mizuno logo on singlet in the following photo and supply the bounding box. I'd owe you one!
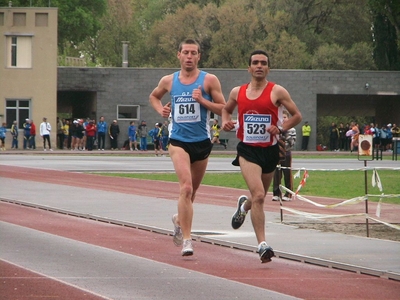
[244,115,270,122]
[175,96,192,102]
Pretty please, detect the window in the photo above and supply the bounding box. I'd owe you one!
[117,105,140,120]
[6,99,30,128]
[6,36,32,68]
[0,12,4,26]
[13,13,26,26]
[35,13,48,27]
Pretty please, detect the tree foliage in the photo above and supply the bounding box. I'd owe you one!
[2,0,399,70]
[368,0,400,70]
[1,0,107,53]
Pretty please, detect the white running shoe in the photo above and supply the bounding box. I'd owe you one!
[258,242,275,263]
[172,214,183,246]
[272,196,280,201]
[181,239,193,256]
[282,196,292,201]
[231,195,248,229]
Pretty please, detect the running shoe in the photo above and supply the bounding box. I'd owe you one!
[258,242,275,263]
[282,196,292,201]
[172,214,183,246]
[181,239,193,256]
[272,196,281,201]
[231,195,248,229]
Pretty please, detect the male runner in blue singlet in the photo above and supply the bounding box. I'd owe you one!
[149,38,226,256]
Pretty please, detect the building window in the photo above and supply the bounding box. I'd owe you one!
[6,99,31,128]
[13,12,26,26]
[0,12,4,26]
[6,36,32,68]
[35,13,48,27]
[117,105,140,120]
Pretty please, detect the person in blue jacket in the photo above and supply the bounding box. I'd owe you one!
[97,116,107,150]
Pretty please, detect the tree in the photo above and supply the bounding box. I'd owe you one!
[311,44,347,70]
[145,3,218,67]
[86,0,139,67]
[369,0,400,70]
[56,0,107,53]
[207,1,260,68]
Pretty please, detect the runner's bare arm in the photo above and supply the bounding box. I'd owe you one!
[222,86,239,131]
[193,74,226,116]
[273,84,302,132]
[149,75,173,118]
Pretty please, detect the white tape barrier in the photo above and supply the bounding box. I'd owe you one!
[277,166,400,231]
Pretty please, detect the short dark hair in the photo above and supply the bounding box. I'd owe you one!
[179,38,201,53]
[248,50,270,67]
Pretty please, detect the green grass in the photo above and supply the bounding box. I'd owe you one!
[97,170,400,204]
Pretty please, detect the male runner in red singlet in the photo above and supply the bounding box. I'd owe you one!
[222,50,302,263]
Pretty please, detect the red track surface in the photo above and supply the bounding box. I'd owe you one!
[2,165,399,224]
[1,165,400,299]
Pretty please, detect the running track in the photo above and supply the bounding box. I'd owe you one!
[1,165,399,299]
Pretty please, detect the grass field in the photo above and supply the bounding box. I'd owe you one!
[98,169,400,204]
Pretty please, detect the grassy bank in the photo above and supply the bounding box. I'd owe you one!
[98,170,399,204]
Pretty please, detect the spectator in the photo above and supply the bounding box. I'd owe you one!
[78,119,86,150]
[338,123,347,151]
[82,117,90,150]
[364,124,373,135]
[211,119,227,149]
[29,119,36,150]
[57,117,64,149]
[11,120,19,149]
[23,119,31,150]
[149,122,164,156]
[391,123,400,137]
[137,120,148,151]
[71,120,84,150]
[63,120,70,149]
[272,110,296,201]
[345,123,351,150]
[97,116,107,151]
[348,122,360,153]
[128,121,138,151]
[40,117,52,151]
[0,122,6,150]
[161,120,170,151]
[385,124,393,152]
[109,120,120,150]
[301,121,311,150]
[85,120,97,151]
[329,122,339,151]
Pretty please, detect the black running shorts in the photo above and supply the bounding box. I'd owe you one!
[232,141,279,174]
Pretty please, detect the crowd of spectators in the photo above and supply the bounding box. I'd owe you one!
[56,117,169,152]
[327,121,399,152]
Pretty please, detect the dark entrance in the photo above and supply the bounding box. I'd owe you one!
[316,94,399,149]
[57,91,97,121]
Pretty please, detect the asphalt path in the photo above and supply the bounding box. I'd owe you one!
[0,154,397,172]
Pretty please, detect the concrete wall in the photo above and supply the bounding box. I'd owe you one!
[58,67,400,150]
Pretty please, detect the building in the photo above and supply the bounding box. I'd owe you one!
[1,6,399,151]
[0,6,58,149]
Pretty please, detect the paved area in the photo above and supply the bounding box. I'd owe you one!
[1,154,399,299]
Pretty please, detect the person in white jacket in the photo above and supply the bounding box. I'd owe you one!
[40,117,53,151]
